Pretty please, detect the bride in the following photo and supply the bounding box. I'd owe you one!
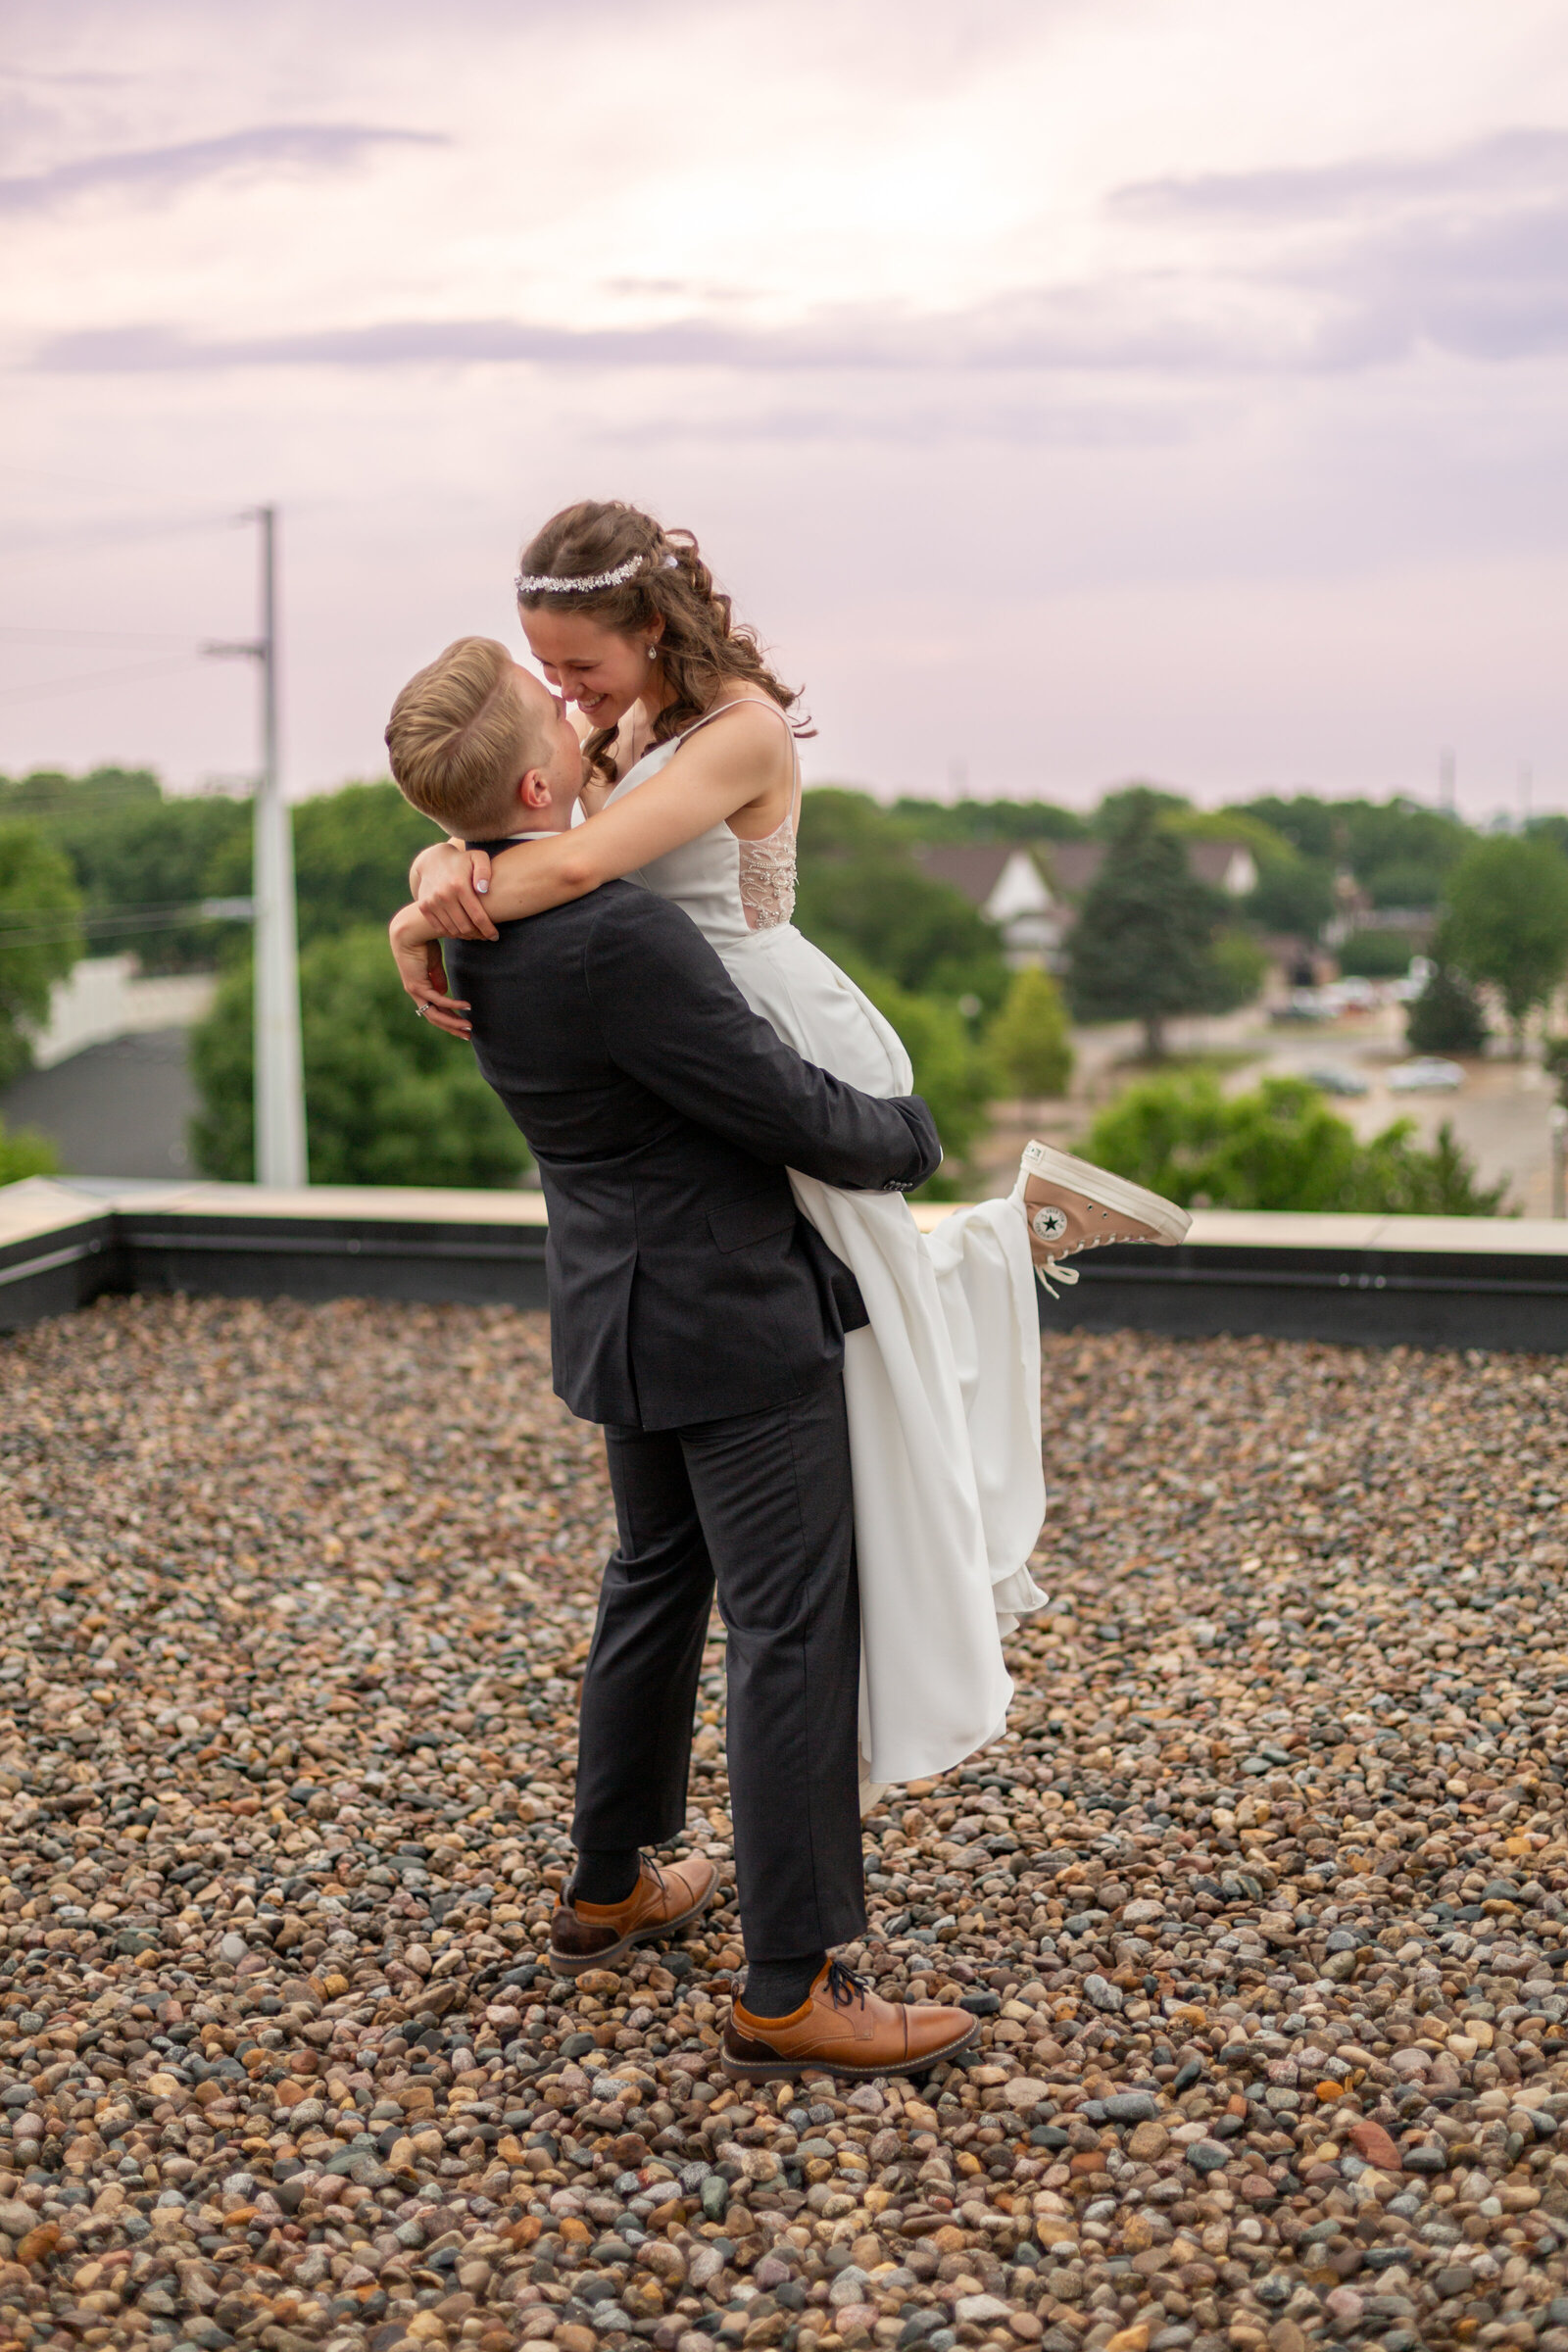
[390,501,1186,1788]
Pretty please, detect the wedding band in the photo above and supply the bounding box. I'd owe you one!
[415,1005,426,1019]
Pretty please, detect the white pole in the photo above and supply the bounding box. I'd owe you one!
[251,507,308,1187]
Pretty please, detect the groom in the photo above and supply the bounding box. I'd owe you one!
[386,638,977,2078]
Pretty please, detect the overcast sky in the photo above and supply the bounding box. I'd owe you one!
[4,0,1567,813]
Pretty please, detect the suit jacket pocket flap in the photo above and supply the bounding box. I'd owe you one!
[709,1193,798,1251]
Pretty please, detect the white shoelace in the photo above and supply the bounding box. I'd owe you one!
[1009,1169,1084,1297]
[1034,1258,1080,1299]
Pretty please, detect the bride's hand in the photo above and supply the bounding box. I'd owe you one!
[411,842,499,942]
[390,906,472,1039]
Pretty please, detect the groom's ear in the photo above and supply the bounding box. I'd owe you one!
[515,767,554,811]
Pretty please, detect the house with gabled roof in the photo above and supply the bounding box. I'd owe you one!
[913,836,1259,968]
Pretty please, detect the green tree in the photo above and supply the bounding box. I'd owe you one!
[5,767,444,976]
[1526,814,1568,861]
[887,796,1090,846]
[837,958,991,1193]
[0,768,249,972]
[796,789,1008,1010]
[986,966,1074,1098]
[1246,851,1337,939]
[1084,1070,1508,1214]
[1443,835,1568,1053]
[0,822,84,1083]
[1206,927,1270,1010]
[73,795,250,970]
[1344,801,1469,908]
[1405,962,1489,1054]
[1167,806,1337,941]
[0,1116,59,1185]
[1236,794,1340,863]
[189,926,531,1187]
[202,780,443,950]
[1064,795,1228,1057]
[1236,794,1471,909]
[1092,783,1191,837]
[293,784,444,945]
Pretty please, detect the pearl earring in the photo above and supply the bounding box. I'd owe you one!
[647,644,658,662]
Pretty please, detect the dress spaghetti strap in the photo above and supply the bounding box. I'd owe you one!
[677,698,801,834]
[678,695,796,742]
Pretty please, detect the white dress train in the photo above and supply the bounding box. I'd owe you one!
[606,707,1047,1787]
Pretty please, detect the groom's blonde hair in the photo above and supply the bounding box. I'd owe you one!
[385,636,542,831]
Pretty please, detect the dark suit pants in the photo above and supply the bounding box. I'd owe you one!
[573,1371,865,1963]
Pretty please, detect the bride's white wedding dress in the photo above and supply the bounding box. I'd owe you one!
[607,701,1047,1786]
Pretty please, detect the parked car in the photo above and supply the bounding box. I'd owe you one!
[1271,990,1329,1023]
[1387,1057,1465,1092]
[1272,980,1380,1024]
[1303,1065,1370,1098]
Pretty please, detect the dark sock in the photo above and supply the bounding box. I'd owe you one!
[570,1846,641,1905]
[742,1953,825,2019]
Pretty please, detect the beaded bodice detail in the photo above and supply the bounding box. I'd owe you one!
[737,814,798,932]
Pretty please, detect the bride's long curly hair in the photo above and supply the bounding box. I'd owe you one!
[515,501,811,783]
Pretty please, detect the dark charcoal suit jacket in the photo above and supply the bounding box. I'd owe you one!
[450,880,941,1431]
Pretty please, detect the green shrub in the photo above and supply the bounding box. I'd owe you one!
[1338,930,1419,980]
[1083,1070,1509,1215]
[986,966,1074,1098]
[0,1117,59,1185]
[190,926,530,1187]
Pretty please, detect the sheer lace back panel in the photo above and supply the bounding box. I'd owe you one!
[737,812,798,932]
[674,697,800,933]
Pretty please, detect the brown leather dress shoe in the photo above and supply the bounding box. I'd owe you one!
[549,1854,716,1977]
[722,1958,977,2082]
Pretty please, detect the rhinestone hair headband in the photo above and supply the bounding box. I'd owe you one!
[514,551,679,596]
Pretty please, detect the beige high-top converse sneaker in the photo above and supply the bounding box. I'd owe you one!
[1012,1140,1191,1291]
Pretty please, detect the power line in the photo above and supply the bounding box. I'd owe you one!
[0,510,256,562]
[0,900,254,952]
[0,653,205,706]
[0,626,198,646]
[0,895,251,929]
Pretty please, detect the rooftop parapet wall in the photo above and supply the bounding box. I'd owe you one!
[2,1178,1566,1351]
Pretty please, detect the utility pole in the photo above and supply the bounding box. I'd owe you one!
[204,506,307,1187]
[1439,749,1455,814]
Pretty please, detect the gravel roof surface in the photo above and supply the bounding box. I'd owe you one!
[2,1296,1568,2352]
